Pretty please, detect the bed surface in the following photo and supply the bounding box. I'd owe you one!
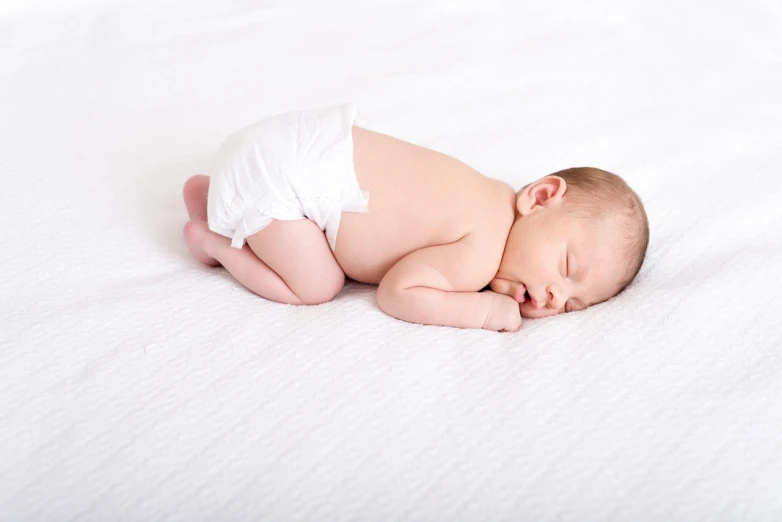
[2,0,781,520]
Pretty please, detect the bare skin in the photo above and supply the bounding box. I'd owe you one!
[184,127,624,331]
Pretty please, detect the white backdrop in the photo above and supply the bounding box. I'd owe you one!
[2,0,781,520]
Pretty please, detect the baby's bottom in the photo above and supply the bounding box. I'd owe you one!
[182,175,345,305]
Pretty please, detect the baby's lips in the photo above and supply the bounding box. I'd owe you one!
[513,284,527,303]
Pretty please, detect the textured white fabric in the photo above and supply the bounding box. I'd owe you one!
[207,103,367,250]
[1,0,781,520]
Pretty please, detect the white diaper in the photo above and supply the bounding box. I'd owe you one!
[206,103,369,250]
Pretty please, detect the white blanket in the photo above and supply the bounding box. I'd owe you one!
[2,0,781,520]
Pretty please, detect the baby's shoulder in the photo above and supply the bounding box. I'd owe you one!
[468,179,516,235]
[458,182,516,271]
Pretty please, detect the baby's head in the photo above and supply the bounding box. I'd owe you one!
[491,167,649,318]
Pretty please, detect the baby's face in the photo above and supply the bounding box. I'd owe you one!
[490,208,624,319]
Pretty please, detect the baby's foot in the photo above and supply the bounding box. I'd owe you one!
[184,220,221,267]
[183,174,210,222]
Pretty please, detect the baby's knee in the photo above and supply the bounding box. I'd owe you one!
[295,271,345,305]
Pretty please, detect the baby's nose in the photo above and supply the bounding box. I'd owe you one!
[546,285,563,309]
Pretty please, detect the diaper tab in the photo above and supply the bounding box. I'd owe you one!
[231,222,248,248]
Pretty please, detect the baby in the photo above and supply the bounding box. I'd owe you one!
[183,104,649,332]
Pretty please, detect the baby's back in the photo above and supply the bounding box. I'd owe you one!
[335,127,512,284]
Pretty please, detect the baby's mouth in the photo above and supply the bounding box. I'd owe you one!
[514,283,529,303]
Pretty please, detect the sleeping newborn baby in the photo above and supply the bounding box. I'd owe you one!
[183,104,649,332]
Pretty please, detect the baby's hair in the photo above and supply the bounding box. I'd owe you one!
[552,166,649,294]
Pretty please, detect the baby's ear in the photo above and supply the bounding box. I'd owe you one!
[516,176,567,216]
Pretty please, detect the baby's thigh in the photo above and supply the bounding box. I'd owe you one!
[246,219,345,304]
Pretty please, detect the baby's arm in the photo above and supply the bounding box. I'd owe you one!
[377,237,522,331]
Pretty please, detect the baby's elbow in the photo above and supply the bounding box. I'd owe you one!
[376,278,402,314]
[377,277,423,320]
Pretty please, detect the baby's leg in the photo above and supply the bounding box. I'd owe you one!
[182,175,344,305]
[185,221,312,304]
[245,218,345,305]
[183,175,219,266]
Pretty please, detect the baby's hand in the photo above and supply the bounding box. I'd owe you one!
[482,291,522,332]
